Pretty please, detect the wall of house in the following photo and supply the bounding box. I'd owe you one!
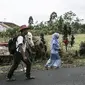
[0,24,7,32]
[0,23,10,32]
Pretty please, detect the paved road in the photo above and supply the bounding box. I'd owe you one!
[0,67,85,85]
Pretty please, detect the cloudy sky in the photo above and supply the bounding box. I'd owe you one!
[0,0,85,25]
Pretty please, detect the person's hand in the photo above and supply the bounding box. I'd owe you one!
[23,56,27,61]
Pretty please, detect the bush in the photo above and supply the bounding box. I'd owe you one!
[79,41,85,56]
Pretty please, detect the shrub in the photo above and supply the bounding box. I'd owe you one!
[79,41,85,56]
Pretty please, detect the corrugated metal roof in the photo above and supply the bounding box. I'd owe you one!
[0,22,20,28]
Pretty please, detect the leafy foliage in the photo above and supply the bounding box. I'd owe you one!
[31,11,85,35]
[28,16,33,26]
[0,27,19,38]
[79,41,85,56]
[1,11,85,37]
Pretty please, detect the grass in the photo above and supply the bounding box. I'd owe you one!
[0,37,9,43]
[73,34,85,50]
[42,34,85,68]
[31,34,85,69]
[45,34,85,52]
[0,34,85,72]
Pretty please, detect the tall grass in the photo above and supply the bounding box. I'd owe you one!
[45,34,85,51]
[0,34,85,53]
[0,34,85,50]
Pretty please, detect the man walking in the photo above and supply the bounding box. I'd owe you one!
[7,25,35,81]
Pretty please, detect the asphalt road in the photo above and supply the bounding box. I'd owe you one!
[0,67,85,85]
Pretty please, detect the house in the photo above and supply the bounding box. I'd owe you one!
[0,22,20,32]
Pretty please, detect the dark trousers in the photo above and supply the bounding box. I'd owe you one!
[7,51,31,78]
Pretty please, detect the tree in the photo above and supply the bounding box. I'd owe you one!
[28,16,33,26]
[47,12,58,33]
[63,11,76,24]
[68,26,72,35]
[63,24,68,38]
[49,12,57,23]
[80,24,85,33]
[6,27,19,37]
[58,15,64,33]
[71,17,83,33]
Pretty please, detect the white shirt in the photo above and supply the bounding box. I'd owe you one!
[16,36,26,52]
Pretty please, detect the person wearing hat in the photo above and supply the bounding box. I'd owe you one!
[7,25,35,81]
[45,32,61,69]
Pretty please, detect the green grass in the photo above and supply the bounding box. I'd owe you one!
[0,34,85,73]
[0,34,85,53]
[0,37,9,42]
[0,34,85,54]
[43,34,85,68]
[74,34,85,49]
[45,34,85,51]
[0,34,85,68]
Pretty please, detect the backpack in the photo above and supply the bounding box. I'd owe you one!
[8,36,18,54]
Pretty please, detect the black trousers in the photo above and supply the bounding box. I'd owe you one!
[7,51,31,78]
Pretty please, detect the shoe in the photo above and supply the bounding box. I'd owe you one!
[6,77,16,81]
[50,66,53,69]
[26,76,35,80]
[54,66,60,69]
[45,66,48,70]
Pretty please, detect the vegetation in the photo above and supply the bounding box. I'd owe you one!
[0,11,85,68]
[30,11,85,35]
[0,11,85,37]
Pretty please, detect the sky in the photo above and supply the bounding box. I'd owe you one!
[0,0,85,26]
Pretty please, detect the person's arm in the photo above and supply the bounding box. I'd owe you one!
[53,44,59,50]
[18,44,27,60]
[53,40,60,51]
[17,36,27,60]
